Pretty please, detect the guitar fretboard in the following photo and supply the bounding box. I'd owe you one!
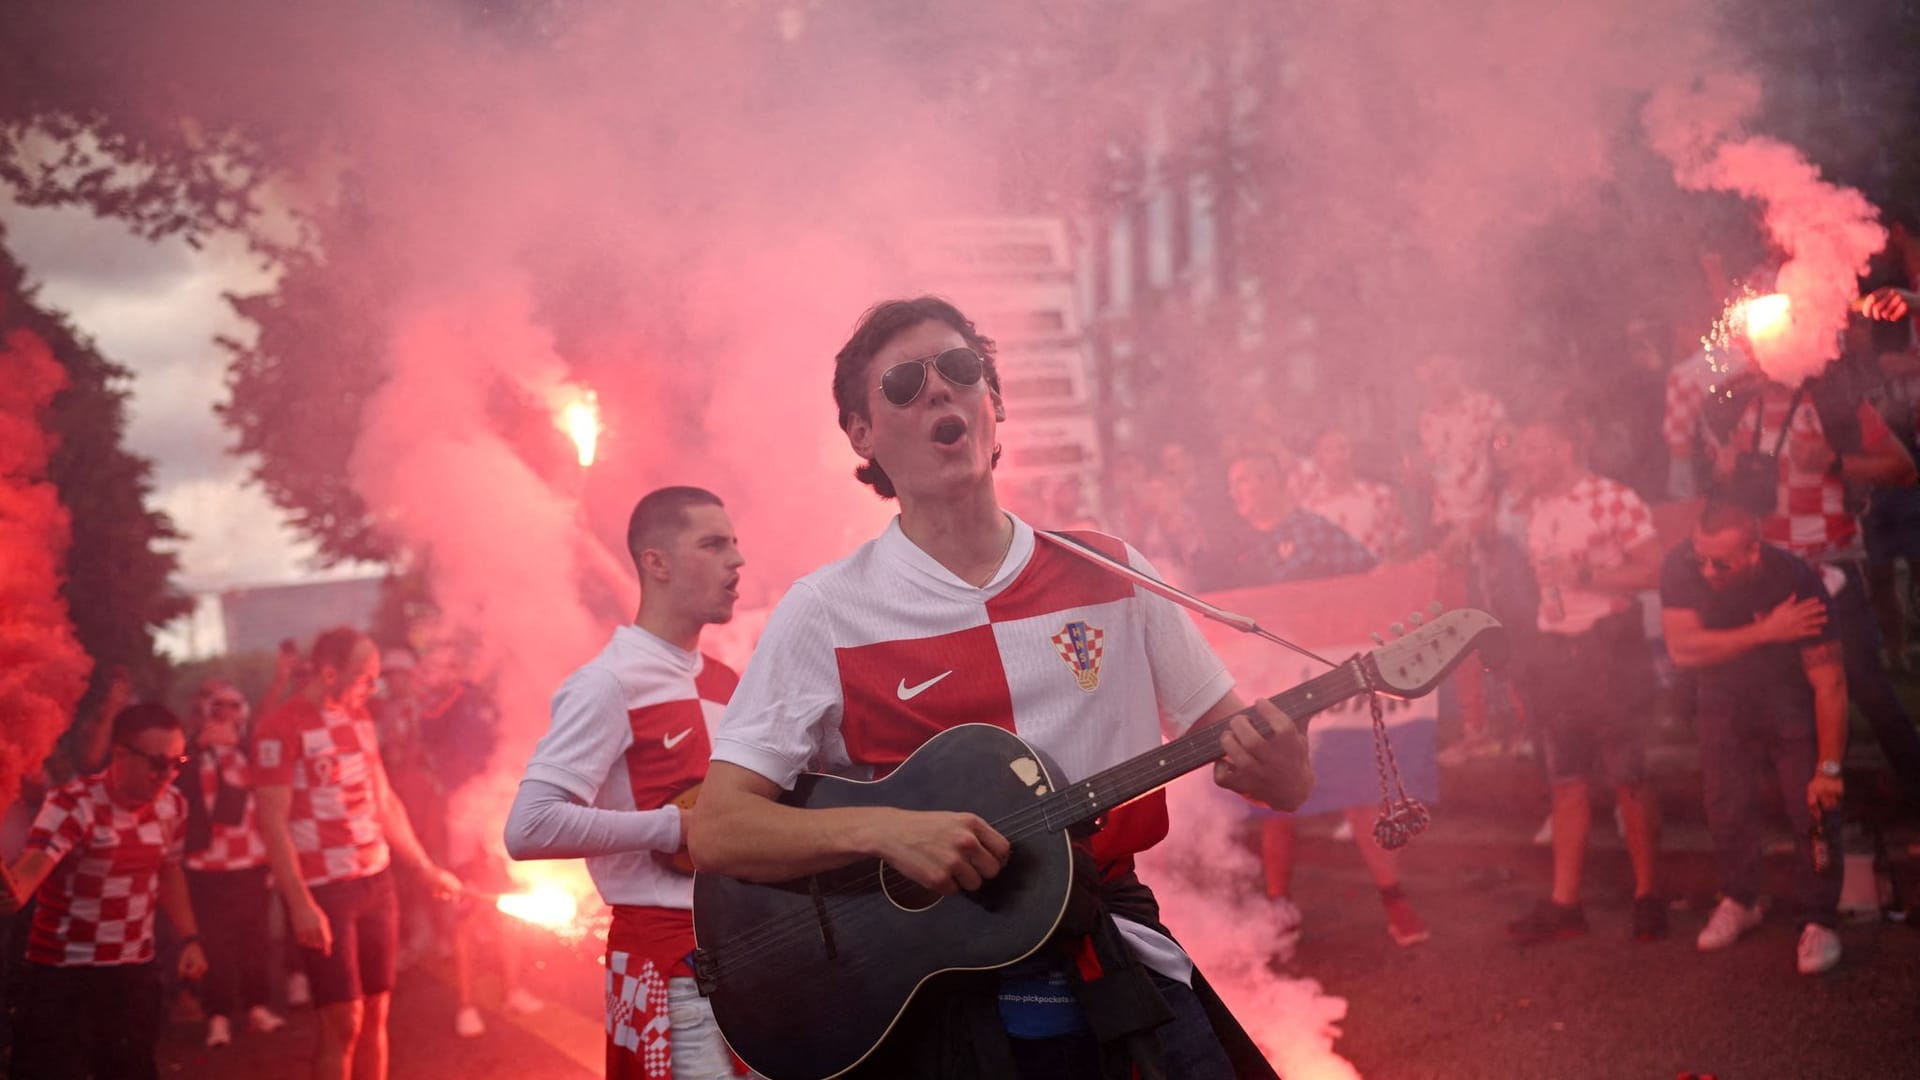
[1014,658,1372,841]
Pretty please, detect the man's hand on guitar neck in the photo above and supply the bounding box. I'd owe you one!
[868,809,1011,896]
[1211,697,1315,812]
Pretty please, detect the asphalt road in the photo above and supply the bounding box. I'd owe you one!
[150,802,1919,1080]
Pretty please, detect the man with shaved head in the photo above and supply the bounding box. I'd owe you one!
[1660,500,1847,974]
[506,485,747,1079]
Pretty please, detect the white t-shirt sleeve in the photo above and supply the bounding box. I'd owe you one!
[1128,545,1235,735]
[520,667,632,804]
[710,581,845,790]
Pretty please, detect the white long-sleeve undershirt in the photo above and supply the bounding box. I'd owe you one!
[502,778,681,861]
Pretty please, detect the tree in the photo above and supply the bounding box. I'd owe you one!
[0,232,192,700]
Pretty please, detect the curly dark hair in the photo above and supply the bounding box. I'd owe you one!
[831,297,1003,499]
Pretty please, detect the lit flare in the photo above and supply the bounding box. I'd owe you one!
[1739,292,1792,344]
[558,388,601,467]
[496,885,579,933]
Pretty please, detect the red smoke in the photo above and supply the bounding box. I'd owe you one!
[1646,74,1886,384]
[0,325,92,811]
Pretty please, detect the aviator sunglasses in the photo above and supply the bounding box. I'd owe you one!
[876,347,986,407]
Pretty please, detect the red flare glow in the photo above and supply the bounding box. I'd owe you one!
[558,388,601,468]
[496,884,580,933]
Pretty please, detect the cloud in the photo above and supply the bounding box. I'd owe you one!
[0,198,304,598]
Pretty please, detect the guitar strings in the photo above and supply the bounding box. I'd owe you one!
[703,664,1370,974]
[703,665,1369,973]
[704,665,1369,969]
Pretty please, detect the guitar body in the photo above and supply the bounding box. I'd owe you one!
[693,724,1073,1079]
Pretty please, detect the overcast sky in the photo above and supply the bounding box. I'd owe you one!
[2,199,367,600]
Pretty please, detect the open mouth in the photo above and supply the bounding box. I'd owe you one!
[931,416,967,446]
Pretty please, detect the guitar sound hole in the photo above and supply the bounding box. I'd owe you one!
[879,864,941,912]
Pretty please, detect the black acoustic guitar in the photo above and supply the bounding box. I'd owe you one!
[693,608,1504,1079]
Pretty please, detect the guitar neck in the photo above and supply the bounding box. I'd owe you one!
[1023,658,1373,838]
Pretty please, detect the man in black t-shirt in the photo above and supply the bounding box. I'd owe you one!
[1659,501,1848,976]
[1198,452,1378,591]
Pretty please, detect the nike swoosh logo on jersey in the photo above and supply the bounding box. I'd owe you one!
[663,728,694,750]
[896,671,953,701]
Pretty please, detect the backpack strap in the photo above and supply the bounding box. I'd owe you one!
[1767,383,1807,459]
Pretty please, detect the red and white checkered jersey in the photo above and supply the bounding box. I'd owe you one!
[1664,350,1714,455]
[252,699,391,887]
[25,776,186,966]
[1525,475,1657,636]
[713,514,1235,982]
[1420,390,1507,529]
[184,745,268,873]
[522,626,738,910]
[1729,384,1896,562]
[1300,477,1407,559]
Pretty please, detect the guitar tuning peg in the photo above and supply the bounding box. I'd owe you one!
[1428,601,1444,616]
[1408,612,1424,627]
[1389,622,1406,638]
[1370,631,1386,645]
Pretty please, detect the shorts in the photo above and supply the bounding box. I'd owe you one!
[302,868,399,1007]
[1518,609,1652,788]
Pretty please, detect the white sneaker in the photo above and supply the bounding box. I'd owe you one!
[504,987,546,1015]
[286,972,311,1007]
[455,1005,486,1038]
[205,1015,233,1048]
[1696,897,1763,951]
[1796,924,1841,975]
[247,1004,287,1033]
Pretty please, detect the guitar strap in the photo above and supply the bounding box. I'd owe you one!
[1035,530,1337,668]
[1037,528,1431,850]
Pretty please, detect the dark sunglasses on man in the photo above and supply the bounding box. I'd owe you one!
[1691,538,1757,575]
[876,347,986,408]
[117,744,192,774]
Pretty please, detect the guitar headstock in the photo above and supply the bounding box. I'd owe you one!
[1358,607,1506,698]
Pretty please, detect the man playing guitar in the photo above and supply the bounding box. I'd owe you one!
[691,297,1314,1078]
[506,486,747,1078]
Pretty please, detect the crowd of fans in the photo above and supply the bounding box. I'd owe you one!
[0,631,541,1077]
[4,236,1920,1075]
[998,236,1920,973]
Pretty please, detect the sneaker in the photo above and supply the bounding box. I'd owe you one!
[247,1005,287,1033]
[455,1005,486,1038]
[286,971,311,1007]
[1695,897,1763,951]
[1632,896,1670,942]
[205,1015,233,1048]
[1506,899,1587,945]
[1796,924,1841,975]
[1383,896,1430,946]
[504,987,546,1015]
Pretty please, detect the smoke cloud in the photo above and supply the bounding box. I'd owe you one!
[1645,74,1886,385]
[10,0,1885,1068]
[0,325,91,811]
[1143,775,1360,1080]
